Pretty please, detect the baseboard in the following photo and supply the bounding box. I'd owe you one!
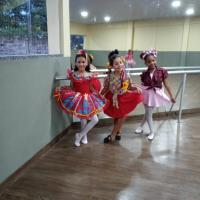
[0,126,71,197]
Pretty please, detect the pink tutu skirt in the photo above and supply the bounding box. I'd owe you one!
[142,86,170,107]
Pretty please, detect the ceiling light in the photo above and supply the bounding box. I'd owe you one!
[80,11,88,18]
[185,8,194,15]
[171,1,181,8]
[104,16,111,22]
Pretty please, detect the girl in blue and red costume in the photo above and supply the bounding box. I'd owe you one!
[54,50,109,147]
[101,50,143,143]
[135,49,176,140]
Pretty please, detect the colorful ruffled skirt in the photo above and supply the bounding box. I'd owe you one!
[54,86,109,119]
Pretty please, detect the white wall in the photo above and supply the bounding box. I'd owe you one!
[70,22,89,35]
[70,17,200,51]
[187,17,200,51]
[87,22,133,50]
[134,19,184,51]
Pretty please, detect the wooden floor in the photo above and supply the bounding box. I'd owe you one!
[1,114,200,200]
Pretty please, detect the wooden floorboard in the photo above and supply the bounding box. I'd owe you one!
[1,114,200,200]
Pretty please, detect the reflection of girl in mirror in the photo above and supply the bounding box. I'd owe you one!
[101,49,143,143]
[124,49,136,68]
[88,54,97,70]
[135,49,176,140]
[54,50,109,147]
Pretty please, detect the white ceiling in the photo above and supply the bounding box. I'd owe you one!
[70,0,200,23]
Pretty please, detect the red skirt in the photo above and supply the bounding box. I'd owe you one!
[104,91,143,118]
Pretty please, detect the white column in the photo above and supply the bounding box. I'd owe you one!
[46,0,61,54]
[59,0,71,57]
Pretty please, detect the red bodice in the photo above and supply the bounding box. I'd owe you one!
[73,79,92,94]
[68,70,101,94]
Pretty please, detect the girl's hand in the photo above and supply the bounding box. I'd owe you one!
[132,87,142,94]
[171,97,176,103]
[135,87,142,94]
[112,94,119,109]
[99,93,105,99]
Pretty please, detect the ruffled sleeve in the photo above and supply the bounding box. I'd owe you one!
[140,71,146,84]
[162,68,168,80]
[90,73,101,92]
[66,69,73,80]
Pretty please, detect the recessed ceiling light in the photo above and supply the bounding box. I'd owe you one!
[80,11,88,18]
[171,1,181,8]
[104,16,111,22]
[185,8,194,15]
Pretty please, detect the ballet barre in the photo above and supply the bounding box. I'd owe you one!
[55,69,200,79]
[91,66,200,73]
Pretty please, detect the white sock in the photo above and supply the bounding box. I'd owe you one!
[80,115,99,136]
[144,105,154,133]
[80,119,88,144]
[81,119,87,130]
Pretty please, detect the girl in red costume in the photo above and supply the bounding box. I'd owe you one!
[101,49,143,143]
[54,51,109,147]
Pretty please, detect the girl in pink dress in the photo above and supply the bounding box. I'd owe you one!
[54,51,109,147]
[124,49,136,68]
[135,49,176,140]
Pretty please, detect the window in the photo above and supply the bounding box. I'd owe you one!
[71,35,84,50]
[0,0,48,56]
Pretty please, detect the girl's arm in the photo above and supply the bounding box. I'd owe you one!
[100,76,109,96]
[88,73,101,94]
[128,77,142,94]
[89,78,101,94]
[163,79,176,103]
[70,80,73,89]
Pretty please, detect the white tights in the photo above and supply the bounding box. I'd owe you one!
[140,105,154,133]
[80,114,99,136]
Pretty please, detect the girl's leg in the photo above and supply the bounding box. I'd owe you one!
[145,106,154,140]
[80,119,88,144]
[75,115,99,147]
[112,117,126,139]
[135,105,147,134]
[80,115,99,135]
[104,117,126,143]
[81,119,87,130]
[114,119,121,140]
